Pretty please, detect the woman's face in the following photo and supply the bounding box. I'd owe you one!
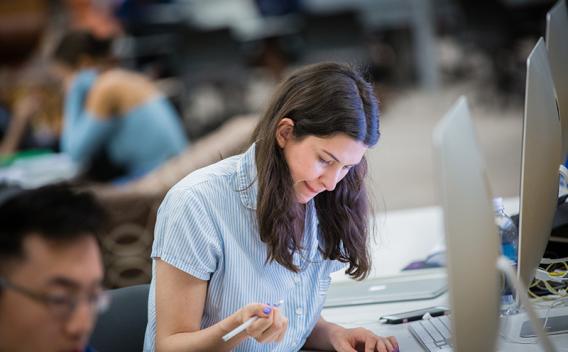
[276,118,368,204]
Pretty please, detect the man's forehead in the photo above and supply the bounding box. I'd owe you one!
[10,234,103,287]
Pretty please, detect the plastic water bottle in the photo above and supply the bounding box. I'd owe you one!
[492,197,519,310]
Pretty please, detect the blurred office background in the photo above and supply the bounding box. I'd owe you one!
[0,0,556,285]
[1,0,553,205]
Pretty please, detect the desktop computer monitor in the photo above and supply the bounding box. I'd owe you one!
[546,0,568,156]
[432,96,501,352]
[517,38,562,290]
[429,95,558,352]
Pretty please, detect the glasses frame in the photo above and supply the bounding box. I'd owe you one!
[0,277,110,321]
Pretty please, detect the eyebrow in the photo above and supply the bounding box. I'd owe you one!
[46,277,103,290]
[46,277,81,290]
[322,150,358,167]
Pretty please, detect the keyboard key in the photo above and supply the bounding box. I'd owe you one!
[431,316,451,339]
[410,321,437,344]
[408,316,454,351]
[420,320,445,342]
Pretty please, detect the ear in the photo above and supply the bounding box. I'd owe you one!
[275,118,295,148]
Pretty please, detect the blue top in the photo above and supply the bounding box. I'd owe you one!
[61,69,188,179]
[143,144,345,352]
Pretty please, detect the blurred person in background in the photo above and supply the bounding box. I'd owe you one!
[0,0,122,159]
[0,75,63,157]
[0,0,60,157]
[0,184,108,352]
[64,0,123,39]
[53,31,188,183]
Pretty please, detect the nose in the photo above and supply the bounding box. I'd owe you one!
[320,167,342,191]
[64,300,96,342]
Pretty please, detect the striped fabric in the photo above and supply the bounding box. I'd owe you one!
[143,144,345,351]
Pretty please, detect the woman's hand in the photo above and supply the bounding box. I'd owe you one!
[238,303,289,343]
[329,326,399,352]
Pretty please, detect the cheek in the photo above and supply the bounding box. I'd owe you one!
[290,163,322,183]
[286,153,320,182]
[0,295,57,348]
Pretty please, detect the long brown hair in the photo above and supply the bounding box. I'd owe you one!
[252,62,380,280]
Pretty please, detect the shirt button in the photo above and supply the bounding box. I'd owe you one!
[293,276,300,284]
[295,307,303,315]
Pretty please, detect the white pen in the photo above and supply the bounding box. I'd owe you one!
[222,300,284,342]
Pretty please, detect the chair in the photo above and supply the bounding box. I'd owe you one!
[89,284,150,352]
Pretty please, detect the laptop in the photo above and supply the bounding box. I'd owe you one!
[324,269,447,308]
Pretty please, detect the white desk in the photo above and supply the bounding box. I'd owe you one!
[320,202,568,351]
[331,205,445,283]
[321,290,568,351]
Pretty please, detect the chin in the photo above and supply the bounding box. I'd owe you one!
[296,193,314,204]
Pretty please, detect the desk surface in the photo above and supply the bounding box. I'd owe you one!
[321,283,568,351]
[320,200,568,351]
[330,198,520,282]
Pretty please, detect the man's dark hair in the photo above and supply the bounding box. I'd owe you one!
[0,184,107,271]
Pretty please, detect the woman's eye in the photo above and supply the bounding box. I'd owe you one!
[318,157,332,165]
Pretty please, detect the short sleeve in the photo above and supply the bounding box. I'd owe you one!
[151,185,223,281]
[61,69,116,165]
[61,111,116,164]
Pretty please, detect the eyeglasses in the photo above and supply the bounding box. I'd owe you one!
[0,277,110,321]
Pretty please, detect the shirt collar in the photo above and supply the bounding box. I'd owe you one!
[236,143,258,210]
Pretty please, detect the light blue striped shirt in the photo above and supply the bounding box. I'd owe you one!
[143,144,345,351]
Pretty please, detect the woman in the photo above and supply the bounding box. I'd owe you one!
[53,31,188,182]
[144,62,399,352]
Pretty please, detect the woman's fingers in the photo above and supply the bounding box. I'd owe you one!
[364,336,377,352]
[255,307,288,343]
[245,306,273,338]
[238,303,288,343]
[275,316,288,342]
[370,335,397,352]
[335,340,358,352]
[387,336,399,351]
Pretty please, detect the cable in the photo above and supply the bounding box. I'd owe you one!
[544,261,568,272]
[496,256,557,352]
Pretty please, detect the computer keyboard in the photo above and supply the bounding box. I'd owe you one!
[407,315,453,351]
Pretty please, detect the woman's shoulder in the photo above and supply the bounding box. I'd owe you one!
[94,69,154,95]
[168,154,243,197]
[88,69,156,117]
[97,68,146,82]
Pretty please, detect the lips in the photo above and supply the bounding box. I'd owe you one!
[304,182,321,194]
